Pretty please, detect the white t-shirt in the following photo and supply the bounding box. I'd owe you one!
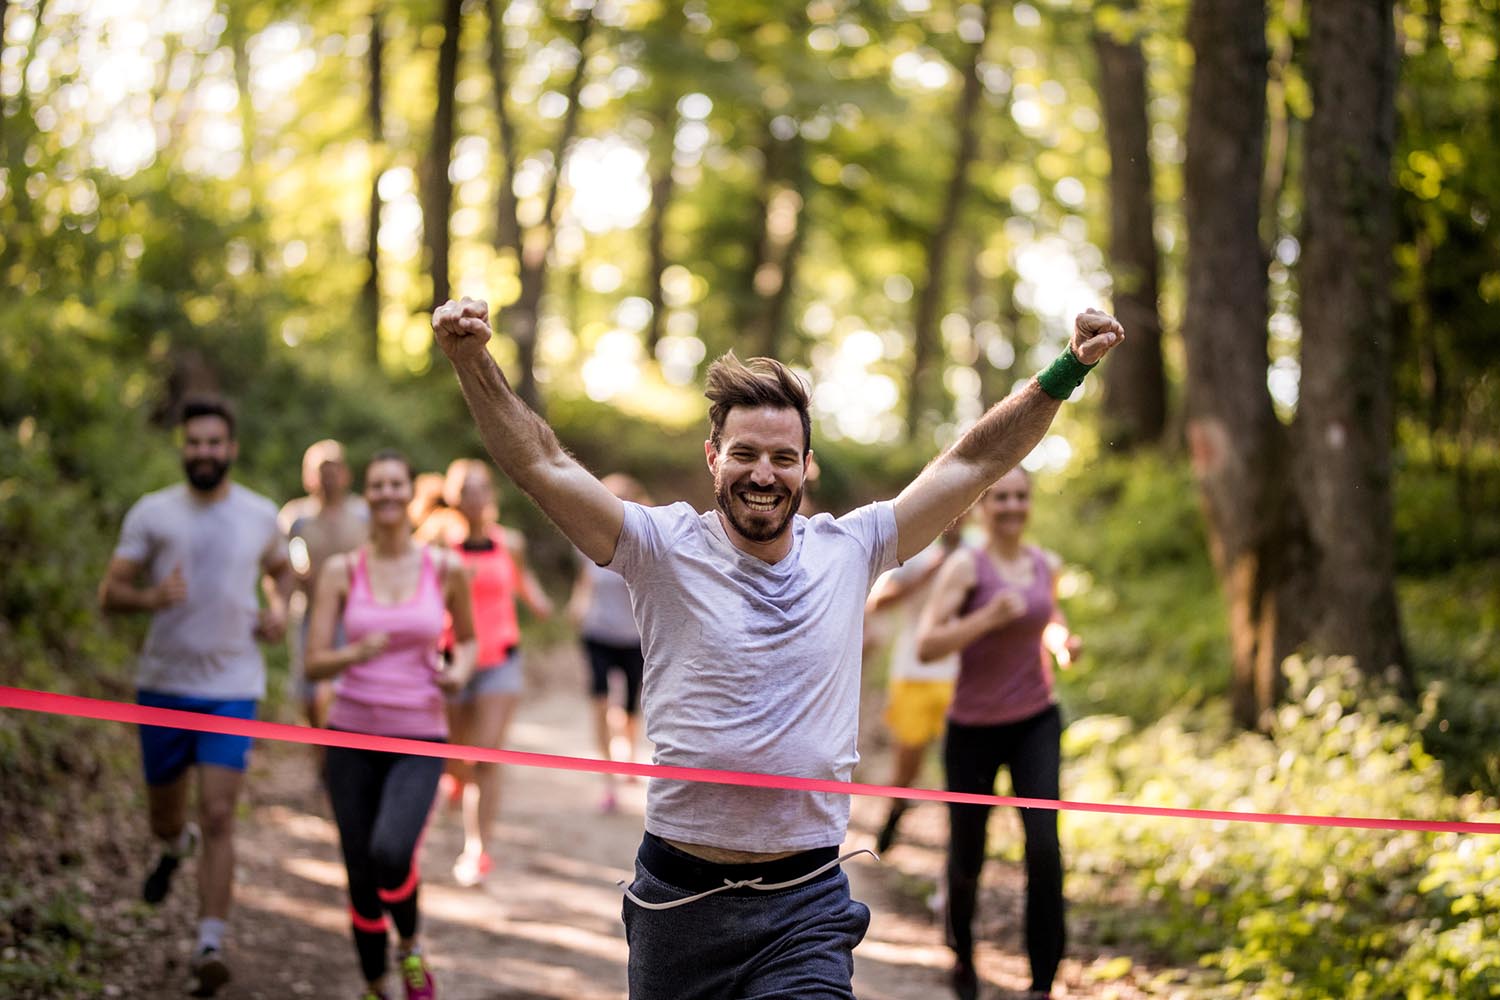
[114,483,285,700]
[609,500,898,853]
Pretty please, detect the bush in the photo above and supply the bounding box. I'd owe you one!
[1064,657,1500,998]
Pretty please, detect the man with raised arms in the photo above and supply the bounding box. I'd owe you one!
[431,297,1122,999]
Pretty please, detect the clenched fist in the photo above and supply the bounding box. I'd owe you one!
[1069,308,1125,365]
[432,297,493,365]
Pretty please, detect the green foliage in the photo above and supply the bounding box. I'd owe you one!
[1031,452,1231,719]
[1064,657,1500,999]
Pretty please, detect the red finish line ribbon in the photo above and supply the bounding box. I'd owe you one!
[3,685,1497,836]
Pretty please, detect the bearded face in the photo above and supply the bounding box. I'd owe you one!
[180,415,236,495]
[707,406,808,549]
[183,454,233,491]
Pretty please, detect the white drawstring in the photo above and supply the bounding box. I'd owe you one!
[619,848,877,911]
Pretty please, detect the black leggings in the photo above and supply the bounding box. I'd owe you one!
[943,705,1064,994]
[325,742,444,983]
[584,639,645,714]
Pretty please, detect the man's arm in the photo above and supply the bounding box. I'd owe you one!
[255,552,295,643]
[892,309,1124,563]
[99,556,183,614]
[433,297,624,566]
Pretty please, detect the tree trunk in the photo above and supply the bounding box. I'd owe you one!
[364,5,386,365]
[1183,0,1314,729]
[750,134,806,360]
[906,0,995,438]
[1092,8,1167,450]
[0,0,10,149]
[486,0,522,259]
[643,93,678,354]
[1297,0,1409,684]
[423,0,463,321]
[505,7,593,411]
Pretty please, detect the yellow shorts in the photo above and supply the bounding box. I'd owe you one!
[883,678,956,748]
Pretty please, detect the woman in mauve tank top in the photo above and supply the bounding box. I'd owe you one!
[914,467,1082,1000]
[305,450,477,1000]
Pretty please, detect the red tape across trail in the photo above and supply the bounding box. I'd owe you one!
[3,685,1497,837]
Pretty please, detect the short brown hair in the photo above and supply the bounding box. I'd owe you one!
[704,351,812,455]
[179,396,236,439]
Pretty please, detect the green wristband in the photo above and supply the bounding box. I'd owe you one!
[1035,346,1096,400]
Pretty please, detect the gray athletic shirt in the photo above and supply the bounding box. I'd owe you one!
[114,483,285,700]
[577,555,641,647]
[609,499,898,852]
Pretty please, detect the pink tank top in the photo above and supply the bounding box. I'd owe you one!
[949,545,1057,726]
[442,525,521,668]
[328,547,449,738]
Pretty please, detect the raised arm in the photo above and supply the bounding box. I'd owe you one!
[892,309,1123,562]
[433,297,624,565]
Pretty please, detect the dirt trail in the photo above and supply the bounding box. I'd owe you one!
[111,672,1172,999]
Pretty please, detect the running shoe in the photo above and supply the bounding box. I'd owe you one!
[359,991,389,1000]
[143,821,200,905]
[599,789,619,814]
[950,958,979,1000]
[398,951,436,1000]
[188,945,231,997]
[451,850,492,887]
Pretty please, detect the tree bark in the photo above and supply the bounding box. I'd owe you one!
[906,0,995,438]
[501,7,593,411]
[750,133,806,360]
[1297,0,1408,684]
[364,5,386,365]
[1093,7,1167,450]
[643,93,678,354]
[1183,0,1314,728]
[423,0,463,321]
[485,0,522,258]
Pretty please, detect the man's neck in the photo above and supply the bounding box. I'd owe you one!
[187,481,232,504]
[715,512,793,564]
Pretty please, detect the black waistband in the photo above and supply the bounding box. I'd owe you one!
[637,832,841,895]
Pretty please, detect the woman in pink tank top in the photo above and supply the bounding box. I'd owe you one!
[914,467,1081,1000]
[306,450,476,1000]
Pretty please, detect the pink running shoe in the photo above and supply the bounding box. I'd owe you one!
[399,952,435,1000]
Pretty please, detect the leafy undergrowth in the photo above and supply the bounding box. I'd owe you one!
[1063,657,1500,999]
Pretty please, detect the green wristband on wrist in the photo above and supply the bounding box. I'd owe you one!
[1035,346,1097,400]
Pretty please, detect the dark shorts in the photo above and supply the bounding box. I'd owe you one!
[583,638,644,713]
[623,834,869,999]
[137,690,258,786]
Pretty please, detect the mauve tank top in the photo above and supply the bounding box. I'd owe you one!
[949,545,1057,726]
[328,547,449,738]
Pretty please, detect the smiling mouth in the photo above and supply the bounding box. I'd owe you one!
[738,491,785,513]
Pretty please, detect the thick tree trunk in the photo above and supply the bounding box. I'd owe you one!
[364,6,385,365]
[1298,0,1408,684]
[1093,10,1167,450]
[423,0,463,321]
[906,0,994,438]
[1183,0,1314,729]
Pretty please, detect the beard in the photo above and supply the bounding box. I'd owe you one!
[713,471,801,544]
[184,456,232,492]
